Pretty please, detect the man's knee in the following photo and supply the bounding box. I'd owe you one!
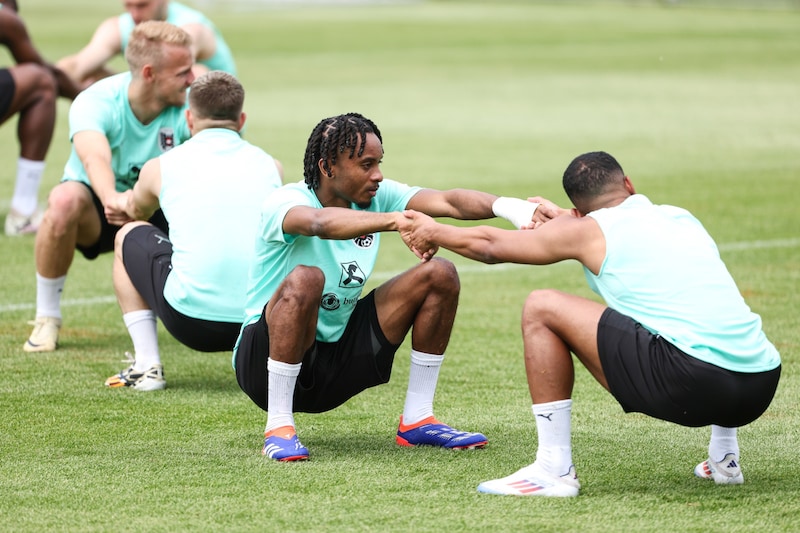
[114,221,147,253]
[279,266,325,309]
[522,289,563,322]
[418,257,460,295]
[44,183,92,231]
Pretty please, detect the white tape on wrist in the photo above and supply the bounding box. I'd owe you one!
[492,197,540,229]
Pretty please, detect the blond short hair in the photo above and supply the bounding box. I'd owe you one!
[189,71,244,122]
[125,20,192,72]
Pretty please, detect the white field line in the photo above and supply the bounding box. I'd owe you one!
[1,237,798,314]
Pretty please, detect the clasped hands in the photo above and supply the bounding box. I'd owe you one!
[399,196,561,262]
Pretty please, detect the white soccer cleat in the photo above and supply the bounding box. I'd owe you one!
[23,316,61,352]
[478,463,580,497]
[694,453,744,485]
[5,209,43,236]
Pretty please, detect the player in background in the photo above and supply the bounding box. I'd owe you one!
[105,71,283,391]
[402,151,781,496]
[56,0,235,91]
[233,112,554,461]
[1,0,81,235]
[24,21,193,353]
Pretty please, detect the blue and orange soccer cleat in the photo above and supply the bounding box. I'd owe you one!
[396,415,488,450]
[262,426,309,462]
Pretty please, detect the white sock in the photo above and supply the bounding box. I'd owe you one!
[35,273,66,320]
[11,158,46,216]
[265,358,301,433]
[708,425,739,463]
[402,350,443,425]
[123,310,160,371]
[532,399,573,477]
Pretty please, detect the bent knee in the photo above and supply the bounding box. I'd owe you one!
[418,257,460,293]
[114,221,149,250]
[522,289,566,318]
[279,266,325,307]
[44,183,92,225]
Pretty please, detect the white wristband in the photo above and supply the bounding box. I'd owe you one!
[491,197,540,229]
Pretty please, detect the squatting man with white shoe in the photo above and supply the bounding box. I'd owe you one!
[24,21,193,353]
[233,112,553,461]
[402,151,781,496]
[104,70,283,391]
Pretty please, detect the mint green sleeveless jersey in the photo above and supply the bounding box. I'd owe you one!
[159,128,282,322]
[585,194,780,373]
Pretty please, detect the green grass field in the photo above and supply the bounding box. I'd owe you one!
[1,1,798,531]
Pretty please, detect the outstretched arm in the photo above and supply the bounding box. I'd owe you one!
[401,209,606,272]
[406,188,557,229]
[55,17,121,89]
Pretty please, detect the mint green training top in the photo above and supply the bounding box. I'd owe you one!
[61,72,190,191]
[234,178,420,364]
[585,194,780,373]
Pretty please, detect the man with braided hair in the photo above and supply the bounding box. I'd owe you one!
[233,112,552,461]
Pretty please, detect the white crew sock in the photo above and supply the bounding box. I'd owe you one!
[265,358,301,433]
[123,310,160,371]
[708,425,739,463]
[532,399,574,477]
[35,273,66,320]
[402,350,443,425]
[11,158,46,216]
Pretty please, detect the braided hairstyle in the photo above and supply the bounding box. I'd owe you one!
[303,113,383,190]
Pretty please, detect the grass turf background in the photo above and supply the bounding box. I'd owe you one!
[1,1,798,531]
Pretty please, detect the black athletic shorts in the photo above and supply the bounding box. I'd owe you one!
[0,69,14,118]
[598,308,781,428]
[235,290,401,414]
[122,224,240,352]
[76,182,169,260]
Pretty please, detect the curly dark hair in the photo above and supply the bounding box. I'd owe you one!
[302,112,383,190]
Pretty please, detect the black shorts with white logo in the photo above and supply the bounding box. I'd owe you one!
[123,224,240,352]
[235,290,401,414]
[598,307,780,428]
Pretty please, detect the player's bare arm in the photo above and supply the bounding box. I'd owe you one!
[127,158,161,221]
[403,209,606,272]
[58,17,122,84]
[180,22,216,63]
[73,130,132,226]
[282,205,405,240]
[406,188,498,220]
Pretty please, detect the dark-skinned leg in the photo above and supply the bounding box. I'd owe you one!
[260,266,323,461]
[374,258,487,449]
[4,64,57,235]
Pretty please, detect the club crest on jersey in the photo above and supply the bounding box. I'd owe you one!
[353,234,374,248]
[320,292,340,311]
[339,261,365,288]
[158,128,176,152]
